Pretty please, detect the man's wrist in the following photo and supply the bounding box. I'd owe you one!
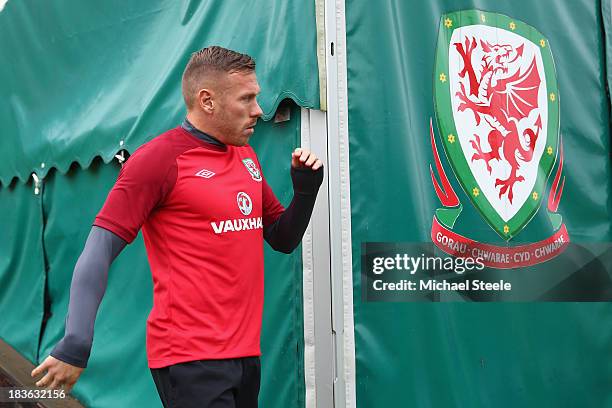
[50,337,91,368]
[290,166,324,195]
[49,350,88,369]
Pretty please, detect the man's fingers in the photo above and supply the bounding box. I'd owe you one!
[291,153,300,168]
[305,154,317,167]
[299,150,310,162]
[48,378,62,390]
[292,148,323,170]
[35,372,53,388]
[31,359,50,377]
[31,365,43,377]
[292,148,311,168]
[32,356,83,392]
[292,148,304,164]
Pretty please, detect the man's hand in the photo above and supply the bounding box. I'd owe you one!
[291,148,323,171]
[31,356,84,393]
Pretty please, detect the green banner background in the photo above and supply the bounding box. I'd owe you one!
[346,0,612,406]
[0,0,319,185]
[0,180,45,364]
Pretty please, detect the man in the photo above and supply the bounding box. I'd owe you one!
[31,46,323,407]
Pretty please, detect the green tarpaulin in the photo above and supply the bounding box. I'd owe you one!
[0,0,319,185]
[0,179,45,364]
[346,0,612,406]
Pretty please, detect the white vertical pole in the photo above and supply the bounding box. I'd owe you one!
[301,108,335,408]
[324,0,357,405]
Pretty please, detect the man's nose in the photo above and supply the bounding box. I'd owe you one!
[252,102,263,118]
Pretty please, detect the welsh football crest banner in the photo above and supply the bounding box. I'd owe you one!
[431,10,568,268]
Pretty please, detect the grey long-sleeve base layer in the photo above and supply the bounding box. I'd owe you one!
[50,226,126,368]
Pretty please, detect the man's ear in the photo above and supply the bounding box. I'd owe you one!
[198,88,214,113]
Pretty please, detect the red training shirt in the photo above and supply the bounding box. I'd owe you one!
[94,127,284,368]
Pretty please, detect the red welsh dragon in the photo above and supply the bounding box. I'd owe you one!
[454,37,542,203]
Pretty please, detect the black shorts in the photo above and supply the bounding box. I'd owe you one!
[150,357,261,408]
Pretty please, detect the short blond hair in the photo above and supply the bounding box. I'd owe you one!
[181,46,256,109]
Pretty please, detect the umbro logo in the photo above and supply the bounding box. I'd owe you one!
[195,169,215,178]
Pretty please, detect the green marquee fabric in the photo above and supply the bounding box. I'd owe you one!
[604,0,612,112]
[254,110,306,408]
[346,0,612,406]
[0,104,305,407]
[0,0,319,185]
[0,179,45,364]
